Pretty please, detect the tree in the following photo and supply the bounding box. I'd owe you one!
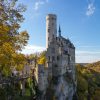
[27,53,39,68]
[0,0,29,76]
[76,62,100,100]
[38,51,46,65]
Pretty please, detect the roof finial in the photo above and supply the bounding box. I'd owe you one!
[58,25,61,37]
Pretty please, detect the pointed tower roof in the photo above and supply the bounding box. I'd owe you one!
[58,25,61,37]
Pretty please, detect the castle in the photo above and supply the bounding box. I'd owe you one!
[35,14,77,100]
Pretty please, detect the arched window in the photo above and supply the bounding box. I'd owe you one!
[57,56,59,61]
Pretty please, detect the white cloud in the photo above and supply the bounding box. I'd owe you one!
[21,45,46,54]
[34,1,44,10]
[34,0,48,11]
[78,45,100,48]
[76,50,100,63]
[86,3,95,16]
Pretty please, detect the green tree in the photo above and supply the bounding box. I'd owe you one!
[0,0,29,76]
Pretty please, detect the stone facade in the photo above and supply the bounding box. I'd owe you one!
[35,14,77,100]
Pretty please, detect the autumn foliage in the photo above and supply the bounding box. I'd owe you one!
[0,0,29,76]
[76,61,100,100]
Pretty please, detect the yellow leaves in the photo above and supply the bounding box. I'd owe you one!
[38,56,46,65]
[16,64,24,71]
[0,24,12,46]
[2,66,11,77]
[38,51,46,65]
[0,43,14,66]
[0,5,3,10]
[0,43,14,59]
[0,29,29,76]
[76,63,100,100]
[0,42,26,74]
[0,0,29,76]
[19,31,29,44]
[12,53,26,71]
[0,24,10,33]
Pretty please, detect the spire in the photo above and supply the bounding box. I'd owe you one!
[58,25,61,37]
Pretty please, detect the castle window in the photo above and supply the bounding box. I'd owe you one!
[52,18,54,20]
[51,48,55,53]
[54,64,58,67]
[48,29,50,32]
[52,56,55,61]
[64,50,68,55]
[52,23,54,26]
[48,56,50,61]
[59,38,60,41]
[70,56,71,61]
[53,35,54,38]
[56,37,57,40]
[57,56,59,61]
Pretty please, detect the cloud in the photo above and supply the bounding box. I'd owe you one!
[34,1,44,10]
[78,45,100,48]
[21,45,46,54]
[34,0,48,11]
[76,50,100,55]
[86,3,95,16]
[76,50,100,63]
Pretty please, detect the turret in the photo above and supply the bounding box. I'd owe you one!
[46,14,57,49]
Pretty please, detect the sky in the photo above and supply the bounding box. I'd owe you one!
[18,0,100,63]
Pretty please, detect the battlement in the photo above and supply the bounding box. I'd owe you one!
[46,14,57,20]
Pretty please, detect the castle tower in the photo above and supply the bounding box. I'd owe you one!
[46,14,57,48]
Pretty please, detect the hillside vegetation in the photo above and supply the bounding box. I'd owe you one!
[76,61,100,100]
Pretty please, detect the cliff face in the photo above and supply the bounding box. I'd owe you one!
[45,73,75,100]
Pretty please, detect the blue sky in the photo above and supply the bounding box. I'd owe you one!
[18,0,100,63]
